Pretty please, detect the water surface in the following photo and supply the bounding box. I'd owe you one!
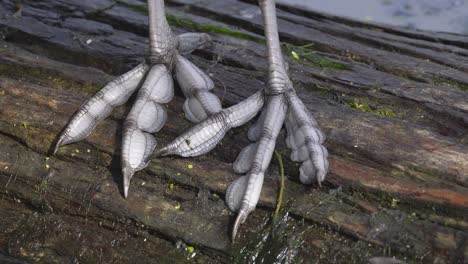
[278,0,468,34]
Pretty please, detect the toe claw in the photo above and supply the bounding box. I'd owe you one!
[122,166,133,198]
[232,207,250,242]
[53,136,64,155]
[152,146,170,158]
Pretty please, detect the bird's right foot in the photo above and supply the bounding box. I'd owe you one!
[54,0,222,197]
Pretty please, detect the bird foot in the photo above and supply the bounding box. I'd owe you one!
[153,89,328,240]
[54,31,221,197]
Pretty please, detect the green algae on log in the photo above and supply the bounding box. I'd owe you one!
[0,0,467,263]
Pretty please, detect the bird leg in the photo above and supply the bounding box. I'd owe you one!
[153,0,328,240]
[53,0,221,197]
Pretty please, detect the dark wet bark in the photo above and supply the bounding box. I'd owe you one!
[0,0,467,263]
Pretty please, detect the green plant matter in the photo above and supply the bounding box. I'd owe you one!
[285,43,349,70]
[115,0,256,41]
[348,98,397,118]
[273,150,285,218]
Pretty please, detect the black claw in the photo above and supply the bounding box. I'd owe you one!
[153,147,170,158]
[144,147,169,164]
[155,148,169,157]
[53,136,64,155]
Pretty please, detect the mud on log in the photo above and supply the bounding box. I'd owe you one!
[0,0,467,263]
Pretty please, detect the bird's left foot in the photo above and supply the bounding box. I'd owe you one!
[152,86,328,240]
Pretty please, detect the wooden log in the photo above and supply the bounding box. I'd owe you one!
[0,0,467,263]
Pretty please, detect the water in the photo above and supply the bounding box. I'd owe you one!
[278,0,468,35]
[232,211,306,264]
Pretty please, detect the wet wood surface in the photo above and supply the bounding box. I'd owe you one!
[0,0,467,263]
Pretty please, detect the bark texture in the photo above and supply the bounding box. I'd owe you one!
[0,0,467,263]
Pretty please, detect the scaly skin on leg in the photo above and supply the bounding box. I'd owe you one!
[154,0,328,240]
[54,0,222,197]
